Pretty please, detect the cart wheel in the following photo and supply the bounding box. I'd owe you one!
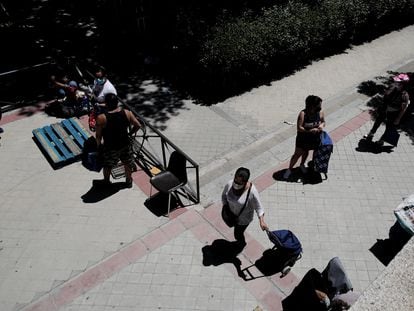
[281,266,291,276]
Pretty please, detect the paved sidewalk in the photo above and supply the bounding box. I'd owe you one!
[0,25,413,311]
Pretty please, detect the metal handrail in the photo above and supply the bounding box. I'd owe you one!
[121,101,200,205]
[0,62,51,78]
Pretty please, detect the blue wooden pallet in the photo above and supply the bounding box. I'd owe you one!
[33,117,91,168]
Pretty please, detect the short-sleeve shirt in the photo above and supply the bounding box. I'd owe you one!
[93,80,117,103]
[221,180,264,226]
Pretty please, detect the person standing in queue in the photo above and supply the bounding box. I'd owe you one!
[284,95,325,180]
[95,93,141,188]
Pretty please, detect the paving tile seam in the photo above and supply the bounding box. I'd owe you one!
[193,109,379,308]
[201,109,372,207]
[187,206,292,311]
[198,92,372,188]
[19,213,199,311]
[197,55,414,186]
[16,108,371,310]
[18,204,288,311]
[3,55,413,311]
[188,210,285,311]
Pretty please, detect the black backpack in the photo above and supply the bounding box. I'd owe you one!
[81,136,102,172]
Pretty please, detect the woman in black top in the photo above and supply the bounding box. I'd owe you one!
[284,95,325,179]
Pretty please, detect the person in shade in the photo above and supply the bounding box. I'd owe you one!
[363,73,410,145]
[221,167,268,251]
[91,68,117,105]
[284,95,325,179]
[95,93,141,188]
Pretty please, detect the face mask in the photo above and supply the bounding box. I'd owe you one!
[95,78,105,85]
[232,182,244,190]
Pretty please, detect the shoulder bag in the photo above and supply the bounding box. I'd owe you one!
[221,184,252,228]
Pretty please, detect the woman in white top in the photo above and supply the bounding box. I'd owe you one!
[222,167,268,249]
[92,68,117,104]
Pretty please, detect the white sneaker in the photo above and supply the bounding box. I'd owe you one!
[300,164,308,174]
[283,169,292,179]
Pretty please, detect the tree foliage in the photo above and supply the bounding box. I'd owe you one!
[198,0,414,97]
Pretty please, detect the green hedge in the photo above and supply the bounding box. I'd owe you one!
[198,0,414,94]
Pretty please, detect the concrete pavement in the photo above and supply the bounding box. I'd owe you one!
[0,25,414,311]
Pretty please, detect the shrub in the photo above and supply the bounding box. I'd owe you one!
[198,0,414,97]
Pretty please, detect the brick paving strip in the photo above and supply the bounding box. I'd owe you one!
[16,110,372,311]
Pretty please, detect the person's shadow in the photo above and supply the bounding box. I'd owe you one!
[356,138,394,154]
[202,239,244,277]
[273,168,323,185]
[81,181,130,203]
[369,221,412,266]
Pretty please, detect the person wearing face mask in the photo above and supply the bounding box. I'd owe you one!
[221,167,268,250]
[284,95,325,179]
[92,68,117,106]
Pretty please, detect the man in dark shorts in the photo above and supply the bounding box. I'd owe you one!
[95,93,141,188]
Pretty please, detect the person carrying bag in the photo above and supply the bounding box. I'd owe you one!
[222,185,251,227]
[221,167,268,251]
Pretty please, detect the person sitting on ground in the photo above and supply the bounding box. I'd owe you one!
[91,68,117,108]
[46,78,87,117]
[282,267,358,311]
[95,93,141,188]
[363,73,410,145]
[49,74,70,99]
[284,95,325,179]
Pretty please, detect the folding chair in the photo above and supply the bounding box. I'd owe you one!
[149,151,189,216]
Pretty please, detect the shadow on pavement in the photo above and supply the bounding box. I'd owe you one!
[81,182,129,203]
[144,192,180,217]
[273,169,301,183]
[116,73,189,131]
[369,221,412,266]
[202,239,244,277]
[273,169,323,185]
[355,138,394,154]
[240,248,293,281]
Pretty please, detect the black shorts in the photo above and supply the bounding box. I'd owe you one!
[295,132,320,150]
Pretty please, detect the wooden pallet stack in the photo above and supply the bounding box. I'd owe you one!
[33,117,91,168]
